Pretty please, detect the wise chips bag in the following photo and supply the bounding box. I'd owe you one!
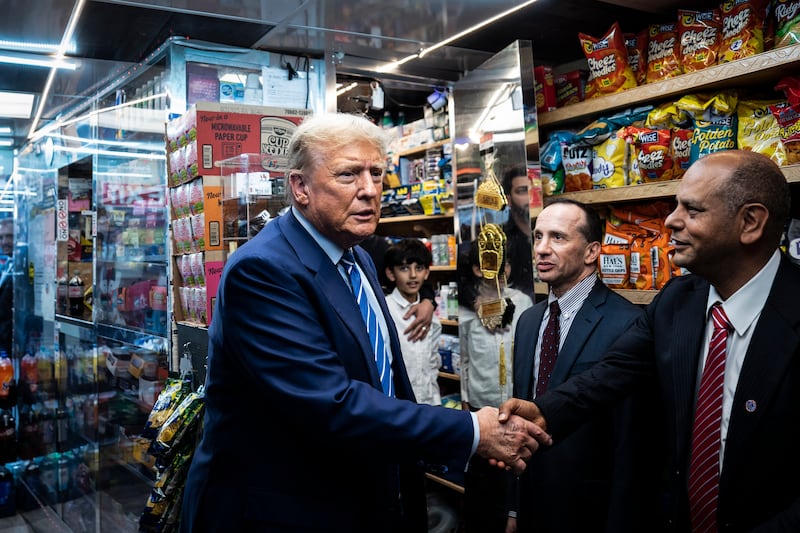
[678,9,721,72]
[647,23,682,83]
[719,0,769,63]
[580,22,638,97]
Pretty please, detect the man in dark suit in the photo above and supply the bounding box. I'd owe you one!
[500,150,800,532]
[179,113,550,533]
[507,199,656,533]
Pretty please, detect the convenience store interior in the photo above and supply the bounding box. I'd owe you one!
[2,0,800,532]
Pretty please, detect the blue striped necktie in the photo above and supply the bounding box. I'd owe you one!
[341,250,394,397]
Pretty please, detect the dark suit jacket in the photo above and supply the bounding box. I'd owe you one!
[180,211,474,532]
[512,277,658,533]
[536,256,800,533]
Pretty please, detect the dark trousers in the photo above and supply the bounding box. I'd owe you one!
[463,455,509,533]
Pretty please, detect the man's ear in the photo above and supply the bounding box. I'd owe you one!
[739,203,768,245]
[289,172,309,206]
[584,240,601,265]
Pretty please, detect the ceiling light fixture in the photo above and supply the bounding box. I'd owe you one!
[0,140,13,147]
[0,92,35,119]
[28,0,87,139]
[0,127,12,135]
[376,0,538,73]
[0,39,75,54]
[0,51,78,70]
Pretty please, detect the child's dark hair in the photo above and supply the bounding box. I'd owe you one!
[384,238,433,269]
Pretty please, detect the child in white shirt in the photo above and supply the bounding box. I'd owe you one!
[384,239,442,406]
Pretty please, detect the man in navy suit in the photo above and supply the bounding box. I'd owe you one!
[179,113,550,532]
[500,150,800,532]
[507,199,658,533]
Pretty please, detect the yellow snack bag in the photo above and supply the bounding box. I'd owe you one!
[591,129,628,189]
[737,99,787,166]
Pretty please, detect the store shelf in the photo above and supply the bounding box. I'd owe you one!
[438,371,460,381]
[378,213,453,225]
[538,43,800,128]
[430,265,456,272]
[440,319,458,328]
[615,289,658,305]
[534,282,548,296]
[425,472,464,494]
[395,139,451,159]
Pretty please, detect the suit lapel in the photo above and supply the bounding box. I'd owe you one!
[549,281,606,388]
[670,280,708,464]
[722,259,800,480]
[515,303,546,400]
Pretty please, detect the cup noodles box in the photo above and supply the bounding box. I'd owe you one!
[166,102,311,181]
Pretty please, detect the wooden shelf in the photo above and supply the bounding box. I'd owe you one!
[378,213,453,224]
[545,179,681,206]
[615,289,658,305]
[430,265,456,272]
[538,44,800,129]
[425,472,464,494]
[440,318,458,328]
[438,371,460,381]
[395,139,450,159]
[534,281,548,296]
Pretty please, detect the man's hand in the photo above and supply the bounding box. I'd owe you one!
[403,298,434,342]
[475,406,552,475]
[498,398,547,431]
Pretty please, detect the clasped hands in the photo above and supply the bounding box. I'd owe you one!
[475,399,549,475]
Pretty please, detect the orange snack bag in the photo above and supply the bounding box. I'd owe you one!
[624,30,648,85]
[647,23,682,83]
[719,0,769,63]
[599,243,632,288]
[580,22,638,96]
[678,9,721,72]
[625,127,675,183]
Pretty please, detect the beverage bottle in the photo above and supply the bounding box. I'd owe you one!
[21,351,38,401]
[36,347,54,396]
[56,271,68,315]
[0,410,15,464]
[447,282,459,320]
[68,272,85,318]
[0,351,14,409]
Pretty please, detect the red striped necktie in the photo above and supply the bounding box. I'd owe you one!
[688,302,732,533]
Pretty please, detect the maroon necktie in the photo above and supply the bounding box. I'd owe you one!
[688,302,732,533]
[535,300,560,397]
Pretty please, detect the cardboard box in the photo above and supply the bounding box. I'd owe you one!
[534,66,557,113]
[555,70,588,108]
[172,250,224,327]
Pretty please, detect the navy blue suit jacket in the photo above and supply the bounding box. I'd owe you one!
[512,278,658,533]
[180,211,474,532]
[537,257,800,532]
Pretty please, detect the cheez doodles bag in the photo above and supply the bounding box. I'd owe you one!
[678,9,721,72]
[719,0,769,63]
[580,22,638,97]
[647,23,682,84]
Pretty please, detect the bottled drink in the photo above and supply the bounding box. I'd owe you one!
[447,282,459,320]
[21,351,38,400]
[56,271,68,315]
[68,272,85,318]
[0,410,15,464]
[0,351,14,409]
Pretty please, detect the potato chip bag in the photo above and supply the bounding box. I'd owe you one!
[561,142,593,192]
[774,0,800,47]
[591,129,628,189]
[625,30,648,85]
[647,23,682,83]
[677,92,738,163]
[719,0,769,63]
[737,99,787,165]
[580,22,638,96]
[599,243,632,288]
[625,127,675,182]
[769,102,800,163]
[678,9,721,72]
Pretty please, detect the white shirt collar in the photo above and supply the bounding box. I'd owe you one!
[389,287,419,309]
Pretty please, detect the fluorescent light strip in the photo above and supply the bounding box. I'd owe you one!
[0,39,74,54]
[0,53,77,70]
[376,0,538,72]
[0,140,13,147]
[28,0,87,138]
[54,144,166,161]
[0,127,11,135]
[336,82,358,96]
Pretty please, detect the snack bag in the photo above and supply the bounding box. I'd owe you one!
[774,0,800,47]
[580,22,638,96]
[647,23,682,83]
[678,9,722,72]
[625,30,649,85]
[625,127,675,182]
[143,378,192,439]
[555,70,588,107]
[591,129,628,189]
[770,102,800,163]
[737,99,787,165]
[671,129,694,179]
[561,142,593,192]
[676,92,738,163]
[719,0,770,63]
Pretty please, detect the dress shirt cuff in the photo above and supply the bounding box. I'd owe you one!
[467,411,480,471]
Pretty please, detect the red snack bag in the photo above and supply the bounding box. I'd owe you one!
[580,22,638,96]
[647,23,682,83]
[624,30,648,85]
[671,129,694,179]
[626,127,675,182]
[678,9,722,72]
[719,0,769,63]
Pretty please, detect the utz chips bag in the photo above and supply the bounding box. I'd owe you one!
[774,0,800,47]
[591,128,628,189]
[678,9,722,72]
[561,142,593,192]
[625,127,675,182]
[625,30,648,85]
[647,23,682,83]
[580,22,638,96]
[719,0,769,63]
[738,99,787,165]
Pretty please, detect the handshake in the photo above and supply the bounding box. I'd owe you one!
[475,399,549,475]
